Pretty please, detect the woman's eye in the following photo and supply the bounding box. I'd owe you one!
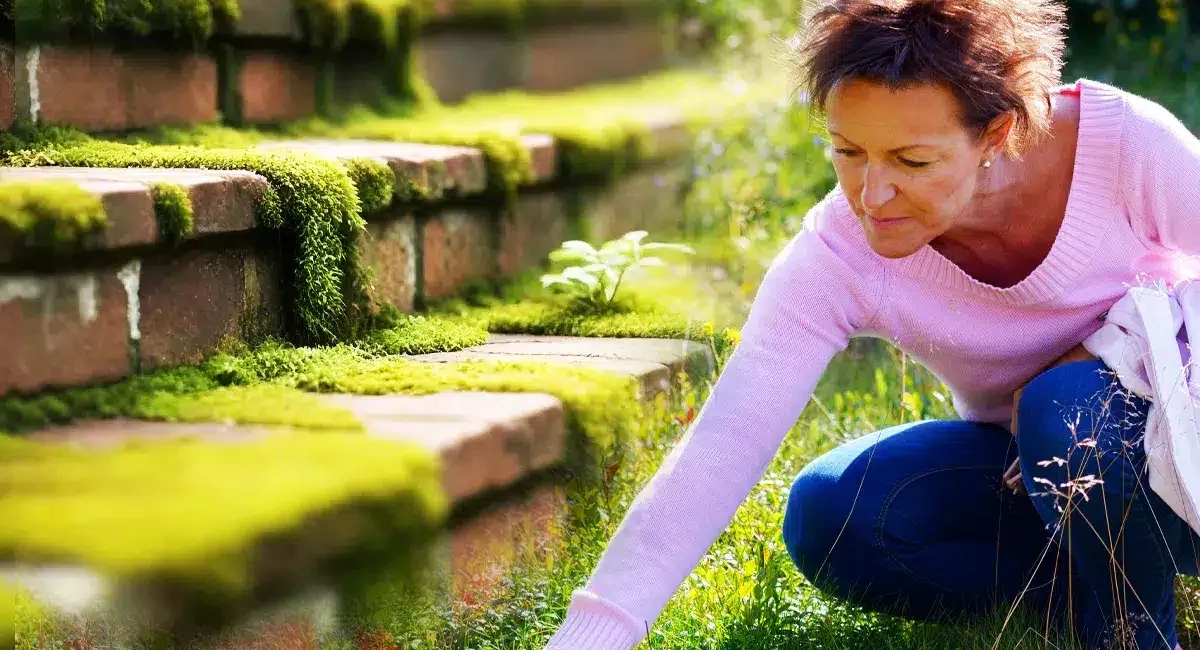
[834,148,857,157]
[901,158,931,168]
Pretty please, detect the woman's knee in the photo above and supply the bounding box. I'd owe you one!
[782,466,858,584]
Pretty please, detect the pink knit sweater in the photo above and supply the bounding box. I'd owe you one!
[544,78,1200,649]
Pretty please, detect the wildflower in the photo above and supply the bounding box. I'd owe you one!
[724,327,742,347]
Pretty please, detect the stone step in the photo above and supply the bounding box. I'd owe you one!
[0,120,691,396]
[414,333,713,400]
[0,167,268,261]
[3,334,705,644]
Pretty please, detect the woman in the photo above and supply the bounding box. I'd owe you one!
[545,0,1200,648]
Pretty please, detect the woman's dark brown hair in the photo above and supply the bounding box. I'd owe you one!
[787,0,1068,160]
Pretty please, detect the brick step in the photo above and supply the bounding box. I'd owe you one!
[4,334,711,645]
[1,0,681,132]
[0,122,691,396]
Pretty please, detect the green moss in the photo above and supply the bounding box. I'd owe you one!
[288,356,643,465]
[150,182,195,244]
[2,134,360,346]
[340,157,395,213]
[14,0,240,45]
[441,295,698,338]
[136,384,366,430]
[0,180,106,253]
[357,311,489,355]
[0,432,446,596]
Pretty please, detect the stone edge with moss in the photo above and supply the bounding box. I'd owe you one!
[0,179,107,257]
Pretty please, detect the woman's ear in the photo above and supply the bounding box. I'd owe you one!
[983,111,1015,157]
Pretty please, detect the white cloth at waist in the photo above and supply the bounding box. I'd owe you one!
[1083,279,1200,535]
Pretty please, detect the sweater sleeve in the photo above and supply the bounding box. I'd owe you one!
[543,192,884,650]
[1118,92,1200,254]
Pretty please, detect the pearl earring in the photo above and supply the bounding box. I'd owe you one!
[981,159,992,169]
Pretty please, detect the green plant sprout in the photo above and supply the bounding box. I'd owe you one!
[540,230,695,309]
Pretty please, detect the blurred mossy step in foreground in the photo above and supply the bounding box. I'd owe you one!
[2,333,712,648]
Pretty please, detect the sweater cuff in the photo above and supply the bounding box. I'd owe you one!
[543,589,646,650]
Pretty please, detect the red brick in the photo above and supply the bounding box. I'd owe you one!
[239,51,316,125]
[359,211,418,313]
[524,22,666,92]
[523,134,558,184]
[0,41,13,130]
[418,32,523,104]
[447,482,568,609]
[0,265,132,395]
[421,209,496,300]
[18,45,217,132]
[498,191,568,278]
[24,45,127,131]
[123,52,218,128]
[138,244,282,369]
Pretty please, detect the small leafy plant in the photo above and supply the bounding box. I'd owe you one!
[540,230,695,309]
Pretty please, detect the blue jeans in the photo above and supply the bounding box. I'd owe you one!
[782,360,1200,649]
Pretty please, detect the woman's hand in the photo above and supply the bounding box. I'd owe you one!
[1004,343,1097,494]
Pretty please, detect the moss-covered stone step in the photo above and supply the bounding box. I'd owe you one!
[0,429,448,642]
[3,331,706,644]
[0,121,692,397]
[415,333,712,399]
[0,167,268,260]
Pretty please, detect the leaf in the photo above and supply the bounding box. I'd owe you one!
[562,266,599,290]
[598,239,632,257]
[622,230,649,243]
[560,240,599,256]
[599,252,631,269]
[602,266,620,287]
[641,242,696,255]
[633,256,666,268]
[549,248,597,265]
[540,273,571,288]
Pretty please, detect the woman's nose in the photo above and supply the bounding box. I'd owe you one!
[861,163,896,212]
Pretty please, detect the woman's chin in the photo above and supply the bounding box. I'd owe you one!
[866,236,924,259]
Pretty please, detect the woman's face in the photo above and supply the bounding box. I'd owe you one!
[824,78,1008,258]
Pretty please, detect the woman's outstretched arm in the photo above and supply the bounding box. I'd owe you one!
[544,190,886,650]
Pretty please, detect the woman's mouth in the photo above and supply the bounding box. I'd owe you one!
[869,215,908,230]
